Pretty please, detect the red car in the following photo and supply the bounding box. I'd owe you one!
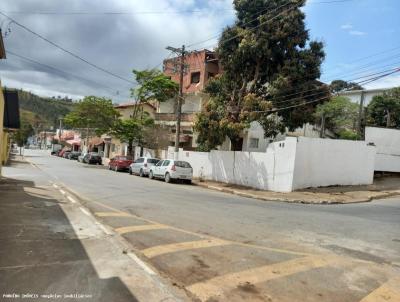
[108,156,133,172]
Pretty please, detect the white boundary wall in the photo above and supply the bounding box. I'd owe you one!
[292,137,376,190]
[365,126,400,172]
[177,137,375,192]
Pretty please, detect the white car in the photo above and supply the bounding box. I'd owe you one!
[129,157,160,177]
[149,159,193,183]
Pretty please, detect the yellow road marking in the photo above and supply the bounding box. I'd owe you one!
[115,224,170,234]
[95,212,132,217]
[91,200,311,257]
[142,239,231,258]
[187,256,336,301]
[359,277,400,302]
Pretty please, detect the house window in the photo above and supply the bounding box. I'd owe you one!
[249,138,259,149]
[191,72,201,84]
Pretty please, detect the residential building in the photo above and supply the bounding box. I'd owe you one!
[339,88,390,106]
[156,49,220,150]
[1,33,20,173]
[100,102,157,165]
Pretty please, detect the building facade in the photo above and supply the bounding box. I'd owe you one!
[156,49,220,150]
[339,88,390,106]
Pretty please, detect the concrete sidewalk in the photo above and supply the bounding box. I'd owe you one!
[0,156,186,302]
[194,175,400,204]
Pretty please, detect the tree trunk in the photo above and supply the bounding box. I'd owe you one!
[127,140,133,157]
[230,137,243,151]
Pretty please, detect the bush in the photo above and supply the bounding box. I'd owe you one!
[338,129,360,140]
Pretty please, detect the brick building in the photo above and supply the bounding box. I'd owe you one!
[155,49,220,150]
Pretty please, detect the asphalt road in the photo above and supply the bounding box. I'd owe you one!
[21,149,400,301]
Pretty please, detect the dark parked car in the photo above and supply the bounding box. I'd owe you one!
[108,156,133,172]
[83,152,102,165]
[68,151,81,160]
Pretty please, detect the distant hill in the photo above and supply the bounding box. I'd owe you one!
[6,88,75,129]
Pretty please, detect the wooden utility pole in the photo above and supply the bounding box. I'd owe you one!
[357,90,366,139]
[166,45,186,156]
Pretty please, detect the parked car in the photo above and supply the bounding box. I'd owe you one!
[62,151,72,158]
[83,152,102,165]
[149,159,193,183]
[68,151,81,160]
[108,156,133,172]
[58,149,70,157]
[129,157,160,177]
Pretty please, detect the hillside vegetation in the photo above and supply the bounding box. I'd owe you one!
[8,88,75,129]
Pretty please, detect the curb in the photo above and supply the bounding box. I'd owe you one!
[193,182,400,205]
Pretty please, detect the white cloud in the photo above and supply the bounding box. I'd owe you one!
[349,30,367,36]
[364,74,400,90]
[340,24,353,30]
[0,0,234,103]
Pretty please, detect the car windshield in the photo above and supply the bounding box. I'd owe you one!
[119,156,132,160]
[148,158,160,164]
[175,161,192,168]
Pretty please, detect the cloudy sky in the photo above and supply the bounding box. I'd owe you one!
[0,0,399,103]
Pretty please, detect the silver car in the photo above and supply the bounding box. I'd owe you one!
[129,157,160,177]
[149,159,193,183]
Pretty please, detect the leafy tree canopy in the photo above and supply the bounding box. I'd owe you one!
[14,121,34,147]
[315,96,359,134]
[330,80,363,94]
[132,69,179,103]
[367,87,400,128]
[110,113,154,156]
[195,0,327,151]
[64,96,119,136]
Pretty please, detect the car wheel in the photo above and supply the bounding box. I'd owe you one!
[139,169,144,177]
[165,173,171,183]
[149,171,154,179]
[185,179,192,185]
[114,166,119,172]
[129,168,132,175]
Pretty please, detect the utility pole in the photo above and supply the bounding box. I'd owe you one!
[166,45,186,158]
[320,113,325,138]
[357,90,366,139]
[386,109,391,128]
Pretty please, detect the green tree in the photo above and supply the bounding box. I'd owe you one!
[367,87,400,128]
[64,96,120,136]
[315,96,359,138]
[132,69,178,103]
[195,0,327,151]
[14,121,34,154]
[110,114,154,156]
[330,80,363,94]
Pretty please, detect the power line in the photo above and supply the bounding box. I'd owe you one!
[187,0,357,50]
[247,68,400,114]
[1,9,235,16]
[6,50,131,98]
[0,11,136,85]
[187,0,296,49]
